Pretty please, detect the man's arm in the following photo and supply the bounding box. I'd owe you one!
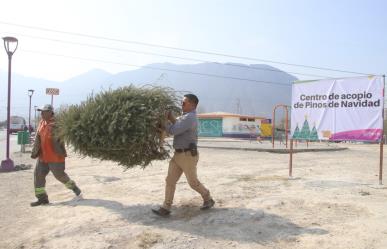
[167,111,176,124]
[166,113,194,135]
[31,134,41,159]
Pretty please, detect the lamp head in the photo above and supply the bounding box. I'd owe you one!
[3,36,18,55]
[28,89,34,97]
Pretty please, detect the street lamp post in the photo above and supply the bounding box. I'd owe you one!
[1,36,18,172]
[28,89,34,133]
[34,105,38,132]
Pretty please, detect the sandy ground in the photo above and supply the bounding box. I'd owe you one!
[0,139,387,249]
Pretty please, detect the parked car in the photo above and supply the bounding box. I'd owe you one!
[10,116,27,133]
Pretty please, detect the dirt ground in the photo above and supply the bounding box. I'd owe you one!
[0,140,386,249]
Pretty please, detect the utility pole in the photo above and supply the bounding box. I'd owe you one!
[236,98,240,114]
[235,98,243,114]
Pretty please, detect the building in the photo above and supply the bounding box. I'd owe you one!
[197,112,272,139]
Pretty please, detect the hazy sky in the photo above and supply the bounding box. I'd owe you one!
[0,0,386,82]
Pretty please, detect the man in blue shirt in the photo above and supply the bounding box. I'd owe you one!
[152,94,215,217]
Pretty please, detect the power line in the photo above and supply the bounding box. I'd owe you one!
[0,20,374,75]
[3,31,332,79]
[21,49,293,87]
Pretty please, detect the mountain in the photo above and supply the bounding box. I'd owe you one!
[0,69,113,120]
[0,63,297,120]
[102,63,297,117]
[58,69,113,103]
[0,69,58,120]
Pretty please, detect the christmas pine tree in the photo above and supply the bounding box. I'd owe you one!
[299,116,311,140]
[292,124,300,139]
[309,123,319,141]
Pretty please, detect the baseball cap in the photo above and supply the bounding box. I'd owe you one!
[37,104,54,112]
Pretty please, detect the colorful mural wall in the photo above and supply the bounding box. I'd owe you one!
[198,114,272,138]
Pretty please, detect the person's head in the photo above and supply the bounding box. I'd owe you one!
[182,94,199,113]
[37,104,54,121]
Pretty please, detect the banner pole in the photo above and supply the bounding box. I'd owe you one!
[379,75,385,185]
[272,107,276,149]
[380,138,384,185]
[289,139,293,177]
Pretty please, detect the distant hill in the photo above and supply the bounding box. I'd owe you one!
[0,70,60,120]
[0,69,114,120]
[106,63,297,117]
[0,63,297,120]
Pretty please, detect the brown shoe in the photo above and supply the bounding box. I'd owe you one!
[152,207,171,217]
[200,198,215,210]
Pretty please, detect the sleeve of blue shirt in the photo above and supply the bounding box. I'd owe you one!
[166,113,194,135]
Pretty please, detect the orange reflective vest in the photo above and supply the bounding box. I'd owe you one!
[37,119,65,163]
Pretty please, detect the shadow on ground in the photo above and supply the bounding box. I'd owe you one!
[57,198,328,244]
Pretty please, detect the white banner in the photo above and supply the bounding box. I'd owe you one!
[291,76,384,141]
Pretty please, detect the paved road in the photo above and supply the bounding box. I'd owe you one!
[0,130,347,161]
[197,137,346,152]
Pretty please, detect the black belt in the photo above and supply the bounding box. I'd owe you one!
[175,148,191,153]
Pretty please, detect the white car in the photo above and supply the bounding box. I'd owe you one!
[10,116,27,133]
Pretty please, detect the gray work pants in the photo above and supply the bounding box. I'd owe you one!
[33,160,75,198]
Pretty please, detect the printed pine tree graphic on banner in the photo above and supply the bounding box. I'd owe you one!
[299,116,311,140]
[292,124,300,139]
[309,123,318,141]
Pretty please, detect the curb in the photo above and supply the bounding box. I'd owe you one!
[198,146,348,154]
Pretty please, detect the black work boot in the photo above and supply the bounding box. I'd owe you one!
[72,185,81,196]
[200,198,215,210]
[152,207,171,217]
[30,196,49,207]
